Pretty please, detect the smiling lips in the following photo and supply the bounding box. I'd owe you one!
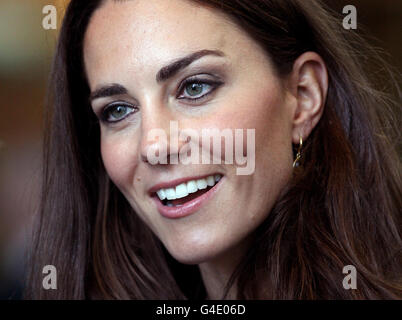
[151,174,223,219]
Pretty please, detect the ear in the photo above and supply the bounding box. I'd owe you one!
[287,52,328,144]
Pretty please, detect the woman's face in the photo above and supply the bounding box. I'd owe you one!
[84,0,295,264]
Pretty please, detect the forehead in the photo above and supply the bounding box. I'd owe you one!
[85,0,233,48]
[83,0,259,86]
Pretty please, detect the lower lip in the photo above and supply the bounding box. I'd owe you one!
[152,177,224,219]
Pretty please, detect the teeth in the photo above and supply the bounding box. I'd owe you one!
[196,179,207,190]
[165,188,176,200]
[155,174,222,201]
[156,189,166,200]
[175,183,189,199]
[187,180,198,193]
[206,176,215,186]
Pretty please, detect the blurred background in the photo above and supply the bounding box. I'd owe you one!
[0,0,400,299]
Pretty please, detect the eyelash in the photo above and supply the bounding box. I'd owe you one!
[100,76,223,123]
[176,76,223,103]
[101,103,138,123]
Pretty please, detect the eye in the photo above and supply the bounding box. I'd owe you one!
[101,103,137,123]
[177,76,223,102]
[184,82,210,97]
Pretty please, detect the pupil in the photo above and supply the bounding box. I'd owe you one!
[187,83,202,96]
[113,106,125,117]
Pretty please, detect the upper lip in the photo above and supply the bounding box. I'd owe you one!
[148,173,222,195]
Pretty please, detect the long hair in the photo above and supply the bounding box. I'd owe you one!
[25,0,402,299]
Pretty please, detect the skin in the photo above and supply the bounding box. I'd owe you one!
[84,0,328,299]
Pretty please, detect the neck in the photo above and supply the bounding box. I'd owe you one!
[198,236,252,300]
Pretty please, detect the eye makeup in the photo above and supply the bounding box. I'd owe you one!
[100,102,139,123]
[176,75,224,104]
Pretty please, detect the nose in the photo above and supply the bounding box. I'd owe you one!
[139,104,187,165]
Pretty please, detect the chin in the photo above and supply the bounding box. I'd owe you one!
[162,235,226,265]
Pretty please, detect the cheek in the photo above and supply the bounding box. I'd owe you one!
[214,80,291,154]
[252,93,293,187]
[243,80,292,160]
[100,132,139,189]
[219,79,292,210]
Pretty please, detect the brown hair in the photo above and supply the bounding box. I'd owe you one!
[25,0,402,299]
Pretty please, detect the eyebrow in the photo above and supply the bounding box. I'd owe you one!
[90,49,225,102]
[90,83,127,101]
[156,49,225,83]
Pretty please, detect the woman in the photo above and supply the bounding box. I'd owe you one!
[26,0,402,299]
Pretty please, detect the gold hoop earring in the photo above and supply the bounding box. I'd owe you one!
[293,135,303,168]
